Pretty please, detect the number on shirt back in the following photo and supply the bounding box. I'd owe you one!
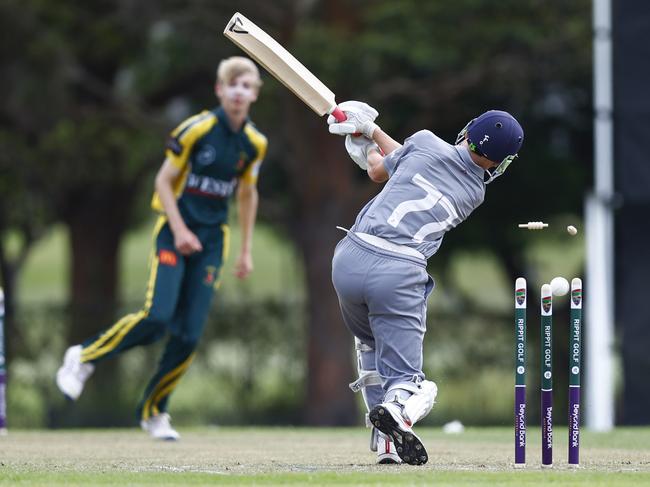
[387,173,459,243]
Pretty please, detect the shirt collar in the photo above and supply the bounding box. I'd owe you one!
[214,106,248,134]
[455,144,485,180]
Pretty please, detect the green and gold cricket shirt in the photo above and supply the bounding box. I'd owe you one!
[151,107,267,227]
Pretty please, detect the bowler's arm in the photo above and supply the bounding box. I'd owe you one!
[234,180,258,279]
[155,159,203,255]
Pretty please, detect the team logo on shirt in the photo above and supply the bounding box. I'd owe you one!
[203,266,218,286]
[196,144,217,166]
[236,152,247,171]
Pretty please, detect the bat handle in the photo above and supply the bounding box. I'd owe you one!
[330,106,362,137]
[330,106,347,122]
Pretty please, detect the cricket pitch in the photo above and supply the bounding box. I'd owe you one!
[1,426,649,486]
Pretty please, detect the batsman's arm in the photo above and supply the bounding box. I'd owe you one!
[371,126,402,155]
[366,149,388,182]
[366,127,402,182]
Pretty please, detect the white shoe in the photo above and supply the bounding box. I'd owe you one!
[369,401,428,465]
[140,413,180,441]
[376,432,402,464]
[56,345,95,401]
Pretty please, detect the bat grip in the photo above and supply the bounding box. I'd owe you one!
[331,105,362,137]
[330,106,347,122]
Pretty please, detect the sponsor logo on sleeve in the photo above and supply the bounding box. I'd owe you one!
[166,137,183,155]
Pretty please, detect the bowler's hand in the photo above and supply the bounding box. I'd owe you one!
[174,227,203,255]
[234,251,253,279]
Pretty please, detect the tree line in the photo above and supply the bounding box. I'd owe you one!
[0,0,591,424]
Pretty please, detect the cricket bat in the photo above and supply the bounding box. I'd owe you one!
[224,12,347,122]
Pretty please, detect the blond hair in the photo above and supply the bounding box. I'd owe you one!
[216,56,262,87]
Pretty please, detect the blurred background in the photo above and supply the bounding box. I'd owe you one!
[0,0,647,430]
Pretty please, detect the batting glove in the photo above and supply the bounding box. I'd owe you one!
[344,134,378,170]
[328,101,379,138]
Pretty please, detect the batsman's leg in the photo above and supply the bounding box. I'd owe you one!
[367,264,436,465]
[332,237,401,463]
[348,338,401,464]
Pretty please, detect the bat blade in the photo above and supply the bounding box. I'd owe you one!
[224,12,345,121]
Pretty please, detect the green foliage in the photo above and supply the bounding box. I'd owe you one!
[1,0,597,427]
[284,0,592,285]
[8,297,307,428]
[6,296,558,428]
[14,220,305,305]
[11,217,586,427]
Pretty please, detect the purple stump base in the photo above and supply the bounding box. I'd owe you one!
[515,386,526,466]
[568,386,580,466]
[541,390,553,467]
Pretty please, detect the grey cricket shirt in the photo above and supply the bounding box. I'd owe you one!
[351,130,487,259]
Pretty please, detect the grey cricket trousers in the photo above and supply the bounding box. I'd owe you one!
[332,233,434,407]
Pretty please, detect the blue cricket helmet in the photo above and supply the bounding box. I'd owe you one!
[456,110,524,184]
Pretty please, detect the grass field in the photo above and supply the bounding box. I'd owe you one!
[1,427,648,486]
[15,219,305,306]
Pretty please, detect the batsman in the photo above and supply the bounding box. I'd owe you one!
[329,102,524,465]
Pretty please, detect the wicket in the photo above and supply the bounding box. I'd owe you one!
[541,283,553,467]
[568,279,583,467]
[514,278,527,467]
[514,278,582,468]
[0,288,6,435]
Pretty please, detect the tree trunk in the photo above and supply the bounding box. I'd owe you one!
[62,186,134,343]
[46,185,138,428]
[284,96,371,425]
[300,215,357,425]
